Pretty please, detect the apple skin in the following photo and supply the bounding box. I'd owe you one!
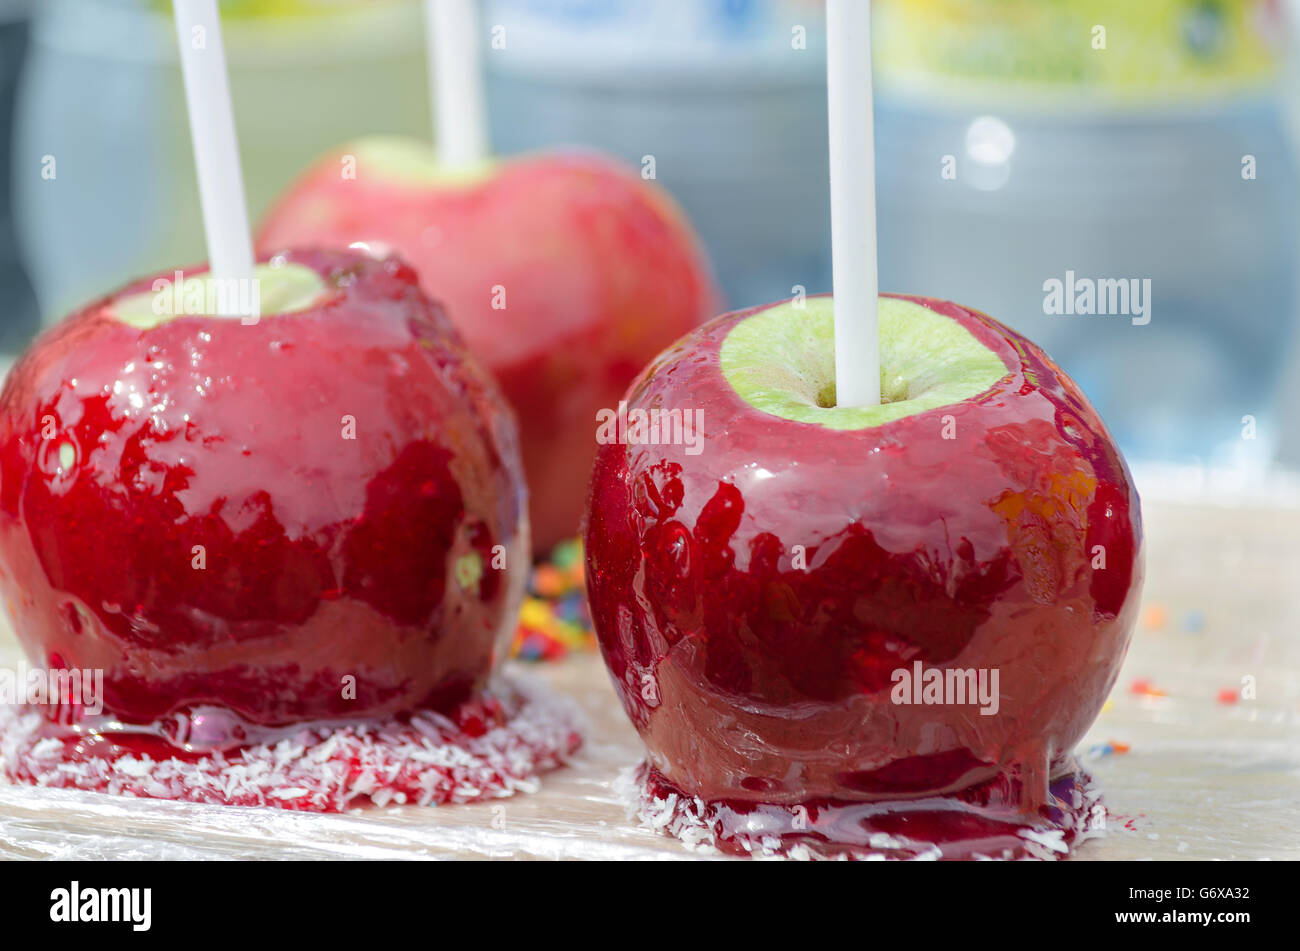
[0,249,528,729]
[256,142,720,553]
[584,294,1143,808]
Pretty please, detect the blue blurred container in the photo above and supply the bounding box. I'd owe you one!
[876,103,1299,469]
[871,0,1299,470]
[483,0,832,310]
[11,0,428,330]
[0,0,37,356]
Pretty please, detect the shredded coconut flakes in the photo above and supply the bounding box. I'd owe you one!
[0,677,582,814]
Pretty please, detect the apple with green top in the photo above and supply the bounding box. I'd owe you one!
[0,248,528,740]
[257,136,720,553]
[584,294,1143,810]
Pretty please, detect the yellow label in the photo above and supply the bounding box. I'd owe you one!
[874,0,1288,104]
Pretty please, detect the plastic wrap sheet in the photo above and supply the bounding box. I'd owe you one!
[1,497,1298,860]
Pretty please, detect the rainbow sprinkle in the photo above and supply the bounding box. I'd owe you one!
[1129,678,1167,698]
[1141,603,1168,631]
[509,538,597,661]
[1088,740,1132,758]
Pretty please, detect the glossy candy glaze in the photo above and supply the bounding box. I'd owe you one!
[585,294,1143,816]
[0,249,528,739]
[258,145,719,552]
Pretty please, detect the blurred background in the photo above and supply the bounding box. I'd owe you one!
[0,0,1298,488]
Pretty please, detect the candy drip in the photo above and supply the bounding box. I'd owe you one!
[625,759,1107,861]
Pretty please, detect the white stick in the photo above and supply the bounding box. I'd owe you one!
[172,0,253,302]
[426,0,489,167]
[826,0,880,407]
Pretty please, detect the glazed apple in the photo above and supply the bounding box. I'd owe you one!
[585,294,1143,810]
[0,248,528,734]
[256,136,719,552]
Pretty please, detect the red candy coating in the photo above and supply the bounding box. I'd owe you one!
[585,294,1143,813]
[0,249,527,734]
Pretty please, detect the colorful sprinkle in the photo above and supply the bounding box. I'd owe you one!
[532,565,566,598]
[1141,603,1168,630]
[1129,678,1167,698]
[1182,611,1206,634]
[1087,740,1131,758]
[552,538,582,572]
[1216,687,1239,705]
[508,538,597,662]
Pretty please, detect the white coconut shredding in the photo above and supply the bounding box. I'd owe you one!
[618,762,1108,861]
[0,675,583,812]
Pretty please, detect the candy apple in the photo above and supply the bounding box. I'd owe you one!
[585,294,1143,810]
[256,136,719,553]
[0,248,528,735]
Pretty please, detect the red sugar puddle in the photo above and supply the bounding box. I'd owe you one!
[626,758,1106,860]
[0,678,582,812]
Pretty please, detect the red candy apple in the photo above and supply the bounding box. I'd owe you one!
[585,294,1143,810]
[0,249,527,736]
[256,137,719,552]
